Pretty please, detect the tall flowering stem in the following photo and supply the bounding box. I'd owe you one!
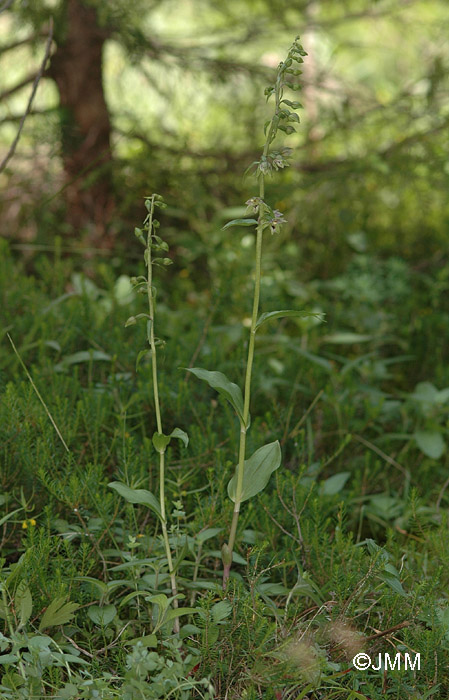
[222,36,307,587]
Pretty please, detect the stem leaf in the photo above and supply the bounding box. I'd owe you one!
[170,427,189,448]
[183,367,246,426]
[108,481,162,519]
[255,309,323,330]
[222,218,258,230]
[152,432,171,454]
[227,441,282,503]
[152,428,189,454]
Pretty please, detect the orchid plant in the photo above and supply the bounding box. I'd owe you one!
[185,36,311,587]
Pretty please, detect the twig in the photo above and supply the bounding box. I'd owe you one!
[436,473,449,511]
[365,620,410,641]
[352,433,408,476]
[0,72,39,102]
[287,389,324,440]
[7,333,70,453]
[260,501,301,545]
[63,623,130,658]
[0,19,53,173]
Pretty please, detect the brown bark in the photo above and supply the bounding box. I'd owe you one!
[47,0,114,245]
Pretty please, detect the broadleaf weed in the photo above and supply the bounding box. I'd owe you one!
[108,193,189,634]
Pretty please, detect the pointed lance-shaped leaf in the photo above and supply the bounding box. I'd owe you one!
[170,427,189,448]
[222,218,258,231]
[183,367,247,426]
[255,309,324,331]
[228,441,282,503]
[108,481,162,519]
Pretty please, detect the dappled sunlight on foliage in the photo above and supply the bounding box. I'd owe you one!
[0,2,449,697]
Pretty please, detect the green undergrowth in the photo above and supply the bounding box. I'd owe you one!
[1,232,449,699]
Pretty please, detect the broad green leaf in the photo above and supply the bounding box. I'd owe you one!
[256,582,289,596]
[436,607,449,640]
[0,631,8,650]
[414,431,445,459]
[227,441,281,503]
[170,427,189,448]
[125,634,157,648]
[183,368,246,425]
[152,428,188,454]
[114,275,135,306]
[222,218,258,230]
[411,382,438,404]
[110,559,157,572]
[290,346,334,372]
[87,604,117,627]
[71,272,101,300]
[125,313,149,328]
[0,654,18,664]
[210,550,247,565]
[54,350,111,372]
[146,594,169,611]
[320,472,351,496]
[118,590,150,607]
[323,332,373,344]
[59,654,90,666]
[255,309,323,330]
[74,576,109,595]
[152,432,171,454]
[164,607,201,623]
[411,383,449,410]
[346,231,367,252]
[196,527,222,543]
[241,529,263,544]
[108,481,161,519]
[437,388,449,404]
[28,635,52,650]
[39,597,79,631]
[211,600,232,623]
[15,581,32,629]
[45,340,61,352]
[381,573,407,597]
[180,623,201,638]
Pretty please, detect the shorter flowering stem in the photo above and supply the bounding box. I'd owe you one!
[146,195,179,633]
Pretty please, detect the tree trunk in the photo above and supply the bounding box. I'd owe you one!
[47,0,114,245]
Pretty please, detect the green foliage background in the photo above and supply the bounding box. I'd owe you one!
[1,1,449,698]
